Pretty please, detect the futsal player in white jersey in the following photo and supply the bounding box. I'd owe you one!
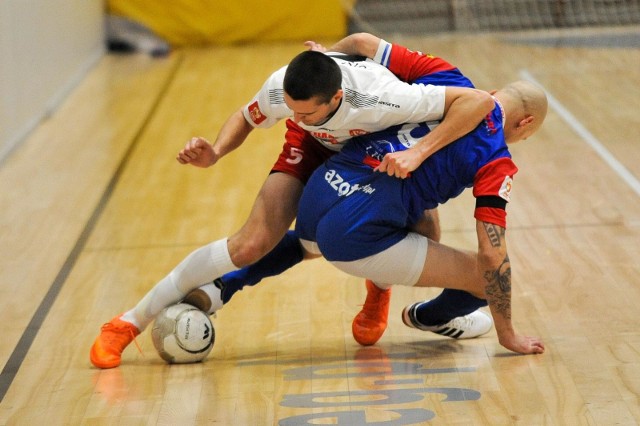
[185,35,495,347]
[90,38,494,369]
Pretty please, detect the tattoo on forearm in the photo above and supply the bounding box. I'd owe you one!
[484,254,511,320]
[483,222,505,247]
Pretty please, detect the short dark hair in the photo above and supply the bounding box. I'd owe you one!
[283,51,342,104]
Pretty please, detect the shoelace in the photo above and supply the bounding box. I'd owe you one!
[361,288,389,316]
[445,315,473,330]
[101,322,144,357]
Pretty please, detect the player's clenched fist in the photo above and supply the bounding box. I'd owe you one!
[374,151,422,179]
[176,137,219,168]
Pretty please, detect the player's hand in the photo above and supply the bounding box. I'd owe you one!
[374,151,422,179]
[499,333,545,355]
[304,41,327,52]
[176,137,219,168]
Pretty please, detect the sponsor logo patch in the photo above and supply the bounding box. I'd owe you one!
[248,101,267,125]
[498,176,513,201]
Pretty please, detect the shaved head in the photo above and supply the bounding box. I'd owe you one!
[496,80,548,143]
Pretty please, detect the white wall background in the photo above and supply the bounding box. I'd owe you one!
[0,0,105,161]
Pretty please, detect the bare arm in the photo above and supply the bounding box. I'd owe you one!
[377,88,494,178]
[476,220,545,354]
[327,32,381,58]
[305,33,381,57]
[177,108,254,168]
[414,87,494,160]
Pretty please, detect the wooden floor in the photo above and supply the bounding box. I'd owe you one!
[1,27,639,425]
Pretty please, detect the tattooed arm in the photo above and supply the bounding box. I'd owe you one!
[476,220,545,354]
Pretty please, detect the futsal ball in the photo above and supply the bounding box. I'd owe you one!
[151,303,215,364]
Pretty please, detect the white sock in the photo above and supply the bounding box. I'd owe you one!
[122,238,237,330]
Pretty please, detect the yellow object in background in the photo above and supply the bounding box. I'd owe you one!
[107,0,351,46]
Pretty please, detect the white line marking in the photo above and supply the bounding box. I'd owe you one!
[520,69,640,197]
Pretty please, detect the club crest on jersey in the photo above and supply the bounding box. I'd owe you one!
[248,101,267,125]
[499,176,513,201]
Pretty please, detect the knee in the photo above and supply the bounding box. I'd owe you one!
[227,233,274,267]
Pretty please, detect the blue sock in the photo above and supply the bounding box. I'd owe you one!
[218,230,304,303]
[415,289,488,326]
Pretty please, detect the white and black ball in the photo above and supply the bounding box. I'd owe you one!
[151,303,214,364]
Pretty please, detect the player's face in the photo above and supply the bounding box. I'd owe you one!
[284,93,341,126]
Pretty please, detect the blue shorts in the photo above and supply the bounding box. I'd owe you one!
[295,155,410,262]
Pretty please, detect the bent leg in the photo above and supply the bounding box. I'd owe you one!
[185,172,306,312]
[330,233,488,322]
[90,237,240,369]
[350,208,443,345]
[124,238,238,330]
[123,173,303,329]
[415,238,484,296]
[218,230,305,303]
[410,208,486,325]
[227,172,303,267]
[216,172,305,302]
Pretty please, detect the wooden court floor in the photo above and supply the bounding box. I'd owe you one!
[0,28,639,424]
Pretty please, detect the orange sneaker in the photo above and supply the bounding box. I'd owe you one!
[352,280,390,346]
[90,315,140,369]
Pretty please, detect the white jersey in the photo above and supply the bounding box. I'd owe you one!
[242,55,446,152]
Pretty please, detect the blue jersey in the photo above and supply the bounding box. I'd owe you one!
[295,102,516,262]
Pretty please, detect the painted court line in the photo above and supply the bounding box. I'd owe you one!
[0,55,184,403]
[520,69,640,197]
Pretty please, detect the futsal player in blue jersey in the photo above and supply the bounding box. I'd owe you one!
[295,79,548,355]
[184,34,498,346]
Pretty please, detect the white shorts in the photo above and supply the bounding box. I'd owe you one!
[300,232,428,288]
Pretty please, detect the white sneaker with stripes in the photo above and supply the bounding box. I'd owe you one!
[402,302,493,339]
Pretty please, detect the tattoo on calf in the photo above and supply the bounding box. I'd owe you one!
[484,255,512,319]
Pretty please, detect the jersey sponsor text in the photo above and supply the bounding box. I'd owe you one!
[325,169,375,196]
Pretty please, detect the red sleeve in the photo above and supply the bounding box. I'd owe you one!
[387,43,457,83]
[472,157,518,227]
